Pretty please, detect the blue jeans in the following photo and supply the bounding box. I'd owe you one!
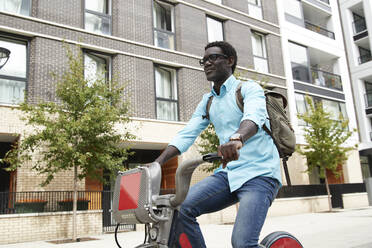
[173,172,280,248]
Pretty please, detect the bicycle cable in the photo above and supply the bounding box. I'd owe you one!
[114,223,122,248]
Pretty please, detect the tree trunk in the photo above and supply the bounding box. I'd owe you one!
[324,168,332,212]
[72,164,77,241]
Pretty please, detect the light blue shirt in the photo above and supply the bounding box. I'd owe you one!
[169,75,281,192]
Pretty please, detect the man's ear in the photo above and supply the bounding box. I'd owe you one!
[227,56,235,68]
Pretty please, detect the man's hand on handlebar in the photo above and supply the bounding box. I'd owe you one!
[218,140,243,168]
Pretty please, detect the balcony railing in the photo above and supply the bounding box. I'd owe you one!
[359,54,372,64]
[311,68,342,91]
[0,191,103,214]
[292,64,343,91]
[305,21,335,39]
[353,18,367,34]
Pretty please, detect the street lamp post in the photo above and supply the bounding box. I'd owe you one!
[0,47,11,70]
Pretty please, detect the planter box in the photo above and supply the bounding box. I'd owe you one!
[58,200,90,211]
[15,201,47,213]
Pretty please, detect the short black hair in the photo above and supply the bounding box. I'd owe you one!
[205,41,238,73]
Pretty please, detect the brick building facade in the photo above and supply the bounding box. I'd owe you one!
[0,0,367,244]
[0,0,286,192]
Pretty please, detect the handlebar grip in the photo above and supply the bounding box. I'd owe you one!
[202,153,222,162]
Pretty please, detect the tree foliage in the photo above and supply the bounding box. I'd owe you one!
[297,96,356,211]
[2,45,135,186]
[198,123,220,171]
[297,96,355,179]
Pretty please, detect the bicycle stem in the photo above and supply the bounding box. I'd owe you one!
[169,153,221,207]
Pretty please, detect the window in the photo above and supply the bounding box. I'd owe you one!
[207,16,224,42]
[155,66,178,121]
[352,12,367,34]
[153,0,175,50]
[0,0,31,16]
[295,94,309,126]
[84,0,111,35]
[84,52,109,86]
[322,99,347,121]
[365,81,372,108]
[206,0,222,4]
[360,156,371,179]
[289,42,310,82]
[285,0,302,20]
[247,0,262,19]
[358,46,371,64]
[0,37,27,105]
[251,32,268,73]
[295,93,348,126]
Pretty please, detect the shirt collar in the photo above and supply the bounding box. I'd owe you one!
[211,75,237,97]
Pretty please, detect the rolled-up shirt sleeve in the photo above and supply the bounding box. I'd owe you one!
[169,94,210,154]
[240,81,267,128]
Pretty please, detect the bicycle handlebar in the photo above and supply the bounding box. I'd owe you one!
[169,153,222,207]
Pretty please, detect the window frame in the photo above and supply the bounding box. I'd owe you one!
[153,65,179,122]
[206,15,225,42]
[0,34,29,105]
[358,46,371,64]
[83,49,111,87]
[251,31,269,73]
[365,81,372,108]
[152,0,176,50]
[0,0,32,16]
[289,41,311,83]
[295,93,349,126]
[284,0,304,21]
[83,0,112,35]
[247,0,263,19]
[206,0,222,4]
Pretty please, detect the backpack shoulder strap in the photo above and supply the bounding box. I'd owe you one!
[202,95,214,120]
[235,81,244,112]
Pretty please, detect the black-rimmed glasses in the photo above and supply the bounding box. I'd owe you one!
[199,54,228,66]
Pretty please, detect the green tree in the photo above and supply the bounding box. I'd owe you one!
[1,45,134,241]
[297,96,355,212]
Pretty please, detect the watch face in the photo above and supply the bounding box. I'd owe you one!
[230,133,241,140]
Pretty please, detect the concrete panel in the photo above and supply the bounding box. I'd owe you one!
[175,4,207,56]
[224,20,253,69]
[266,34,285,76]
[342,192,369,208]
[33,0,82,28]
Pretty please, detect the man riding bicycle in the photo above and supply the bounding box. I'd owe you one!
[155,41,281,248]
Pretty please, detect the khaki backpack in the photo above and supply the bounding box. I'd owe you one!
[204,81,296,185]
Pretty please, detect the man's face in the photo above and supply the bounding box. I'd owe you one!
[202,46,233,84]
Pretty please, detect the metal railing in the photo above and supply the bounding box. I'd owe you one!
[353,18,367,35]
[311,68,342,91]
[0,191,102,214]
[305,21,335,39]
[277,183,366,208]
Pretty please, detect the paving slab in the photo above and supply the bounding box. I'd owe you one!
[1,207,372,248]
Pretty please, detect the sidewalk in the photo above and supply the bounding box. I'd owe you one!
[2,207,372,248]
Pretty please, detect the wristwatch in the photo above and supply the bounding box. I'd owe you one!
[229,133,243,145]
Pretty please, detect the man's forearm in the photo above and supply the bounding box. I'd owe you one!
[235,119,258,143]
[155,145,181,166]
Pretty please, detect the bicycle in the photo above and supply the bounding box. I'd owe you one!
[112,153,303,248]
